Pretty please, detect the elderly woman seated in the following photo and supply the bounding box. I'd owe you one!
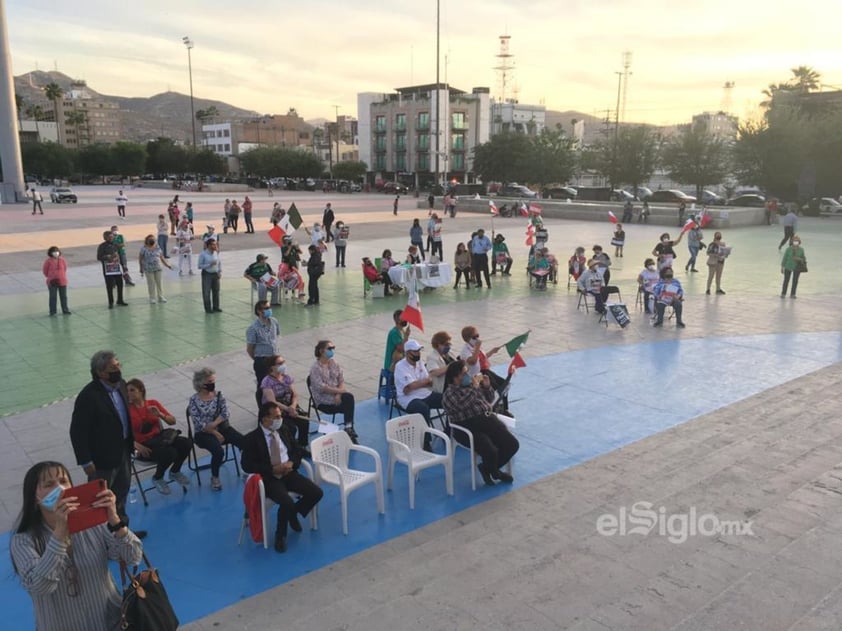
[362,256,393,296]
[442,360,519,487]
[528,248,552,290]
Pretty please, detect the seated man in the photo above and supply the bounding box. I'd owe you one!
[652,268,686,328]
[577,259,608,314]
[491,234,513,276]
[240,402,323,554]
[394,340,443,425]
[244,253,280,305]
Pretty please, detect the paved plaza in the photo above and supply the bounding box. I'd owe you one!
[1,187,841,630]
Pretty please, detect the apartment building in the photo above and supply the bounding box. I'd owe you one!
[58,80,121,148]
[202,113,313,156]
[358,83,491,187]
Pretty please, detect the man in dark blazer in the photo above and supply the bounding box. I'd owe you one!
[69,350,138,532]
[241,402,323,553]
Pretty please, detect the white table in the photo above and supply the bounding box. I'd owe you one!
[388,263,453,289]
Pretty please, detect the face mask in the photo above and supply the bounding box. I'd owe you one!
[51,251,60,258]
[275,364,286,374]
[203,382,216,392]
[40,485,63,511]
[270,418,282,431]
[792,241,800,246]
[662,238,669,243]
[107,370,122,384]
[263,309,272,318]
[647,265,656,271]
[461,374,472,387]
[325,349,335,359]
[442,344,452,355]
[146,241,154,246]
[407,353,420,362]
[664,275,674,281]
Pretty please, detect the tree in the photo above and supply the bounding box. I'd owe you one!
[332,160,367,181]
[661,122,731,200]
[190,149,225,176]
[145,138,190,175]
[15,93,24,131]
[614,126,661,195]
[472,132,534,183]
[44,82,64,144]
[789,65,821,93]
[77,144,112,181]
[21,142,75,179]
[110,141,147,177]
[25,104,44,140]
[528,126,577,189]
[65,110,87,146]
[240,146,322,178]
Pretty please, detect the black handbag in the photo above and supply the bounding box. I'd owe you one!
[120,552,179,631]
[796,261,808,273]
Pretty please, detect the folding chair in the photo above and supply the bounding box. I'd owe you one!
[378,369,394,403]
[130,455,186,506]
[604,285,622,302]
[385,414,453,509]
[305,375,342,427]
[185,407,241,486]
[237,461,319,549]
[310,431,385,535]
[577,289,592,313]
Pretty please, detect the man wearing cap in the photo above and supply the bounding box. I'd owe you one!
[244,254,280,305]
[201,225,217,245]
[393,340,443,435]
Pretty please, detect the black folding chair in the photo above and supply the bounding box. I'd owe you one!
[185,407,241,486]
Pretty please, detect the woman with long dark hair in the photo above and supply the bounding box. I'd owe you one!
[10,461,143,631]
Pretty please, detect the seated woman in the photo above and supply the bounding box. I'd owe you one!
[543,247,559,283]
[577,259,608,314]
[528,248,551,290]
[453,242,472,289]
[406,245,422,264]
[380,249,401,291]
[491,234,512,275]
[568,246,587,281]
[637,258,660,315]
[362,256,392,296]
[442,360,519,486]
[309,340,359,443]
[426,330,456,394]
[187,368,245,491]
[127,378,192,495]
[11,462,144,631]
[260,354,310,454]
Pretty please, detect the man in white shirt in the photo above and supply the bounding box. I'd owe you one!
[116,190,128,218]
[393,340,443,429]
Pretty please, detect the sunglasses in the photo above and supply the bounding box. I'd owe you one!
[326,346,336,351]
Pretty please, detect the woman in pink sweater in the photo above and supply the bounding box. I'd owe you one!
[42,246,71,316]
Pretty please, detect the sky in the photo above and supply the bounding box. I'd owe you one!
[8,0,842,127]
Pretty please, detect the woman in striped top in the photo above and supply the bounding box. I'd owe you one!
[10,461,143,631]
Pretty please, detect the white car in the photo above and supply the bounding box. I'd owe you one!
[818,198,842,215]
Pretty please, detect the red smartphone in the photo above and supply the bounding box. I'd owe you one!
[66,479,109,534]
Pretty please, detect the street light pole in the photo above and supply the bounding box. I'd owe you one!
[434,0,440,193]
[183,36,197,147]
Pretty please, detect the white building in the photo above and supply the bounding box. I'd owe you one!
[490,100,546,136]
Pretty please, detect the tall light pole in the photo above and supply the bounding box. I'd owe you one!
[0,0,25,201]
[434,0,440,193]
[183,36,197,147]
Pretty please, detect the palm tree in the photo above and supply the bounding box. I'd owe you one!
[789,65,821,93]
[65,110,87,146]
[25,104,44,140]
[44,82,64,144]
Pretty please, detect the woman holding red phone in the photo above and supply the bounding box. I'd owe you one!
[127,378,193,495]
[10,461,143,631]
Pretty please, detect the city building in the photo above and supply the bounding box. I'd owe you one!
[358,83,491,188]
[58,80,121,148]
[490,99,546,136]
[202,113,313,156]
[691,111,738,140]
[18,120,58,144]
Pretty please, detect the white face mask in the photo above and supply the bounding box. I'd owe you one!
[51,251,60,258]
[647,265,656,271]
[270,418,282,431]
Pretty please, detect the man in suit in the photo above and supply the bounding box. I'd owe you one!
[241,402,323,553]
[70,350,144,536]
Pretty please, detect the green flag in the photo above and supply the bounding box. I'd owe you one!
[504,331,530,357]
[286,203,303,230]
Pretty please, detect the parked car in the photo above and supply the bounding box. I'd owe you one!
[726,193,766,207]
[499,184,538,199]
[49,187,78,203]
[701,190,726,205]
[802,197,842,215]
[542,186,577,200]
[381,181,409,194]
[649,190,696,204]
[623,186,653,201]
[610,189,635,202]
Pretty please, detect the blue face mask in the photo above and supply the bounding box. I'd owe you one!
[40,485,63,511]
[263,309,272,318]
[461,374,472,387]
[325,349,335,359]
[442,344,452,355]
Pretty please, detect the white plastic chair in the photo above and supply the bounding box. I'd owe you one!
[238,460,319,549]
[385,414,453,509]
[310,431,384,535]
[449,416,515,491]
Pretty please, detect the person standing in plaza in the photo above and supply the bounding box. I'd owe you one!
[70,350,144,536]
[246,299,281,408]
[410,218,426,261]
[97,231,127,309]
[115,190,128,219]
[333,220,348,267]
[30,188,44,215]
[156,214,170,258]
[42,246,71,316]
[430,214,444,261]
[678,201,687,227]
[223,198,231,234]
[778,206,799,250]
[322,203,335,242]
[704,231,730,295]
[427,192,435,214]
[138,234,172,304]
[197,238,222,313]
[685,219,704,272]
[176,217,195,276]
[110,226,135,286]
[306,244,323,306]
[185,201,195,225]
[780,235,807,299]
[393,194,400,216]
[228,199,241,233]
[470,228,492,288]
[242,195,255,233]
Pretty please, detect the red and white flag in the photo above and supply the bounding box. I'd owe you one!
[608,210,618,224]
[528,203,543,216]
[699,210,713,227]
[524,222,536,246]
[489,200,499,216]
[519,202,529,218]
[681,217,696,233]
[400,286,424,332]
[508,351,526,375]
